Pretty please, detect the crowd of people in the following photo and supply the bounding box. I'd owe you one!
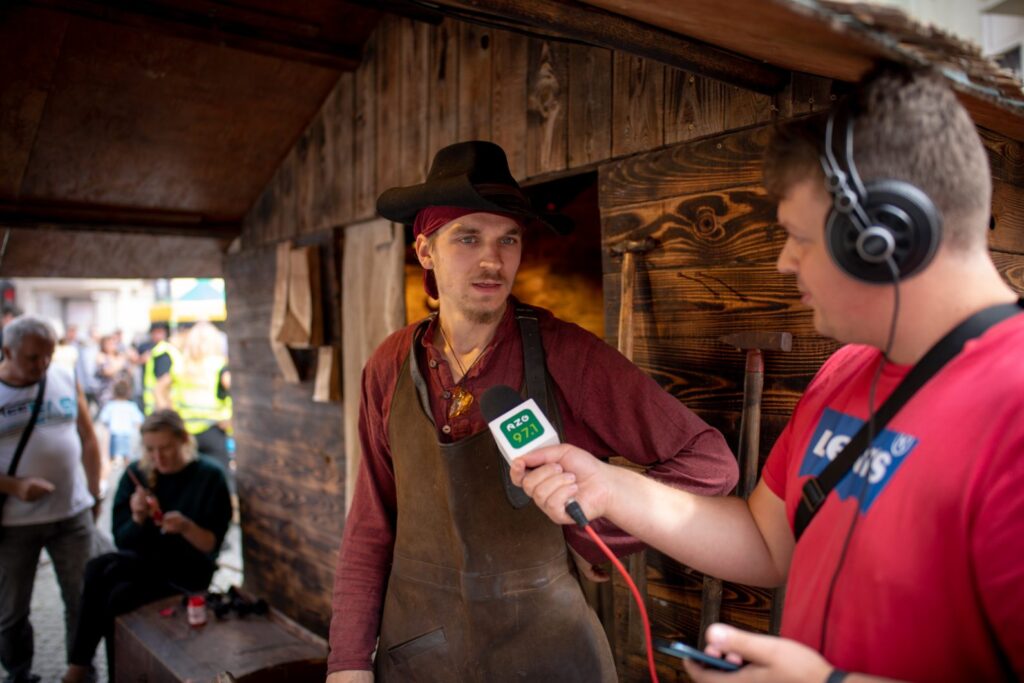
[0,315,233,683]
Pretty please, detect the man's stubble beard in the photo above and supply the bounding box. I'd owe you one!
[465,305,504,325]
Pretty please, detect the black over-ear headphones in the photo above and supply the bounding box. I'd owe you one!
[819,109,942,283]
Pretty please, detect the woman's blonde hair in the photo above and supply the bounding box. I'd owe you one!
[139,409,196,487]
[179,321,227,383]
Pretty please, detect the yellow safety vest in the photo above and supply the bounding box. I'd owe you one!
[172,356,230,435]
[216,370,233,437]
[142,340,181,415]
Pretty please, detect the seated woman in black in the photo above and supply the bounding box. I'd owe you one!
[62,409,232,683]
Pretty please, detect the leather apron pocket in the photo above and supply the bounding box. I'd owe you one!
[384,626,449,669]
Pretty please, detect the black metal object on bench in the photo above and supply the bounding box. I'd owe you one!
[114,594,326,682]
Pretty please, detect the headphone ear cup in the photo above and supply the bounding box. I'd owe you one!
[826,179,941,283]
[825,209,874,282]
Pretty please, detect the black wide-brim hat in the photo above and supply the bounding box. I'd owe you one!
[376,140,572,235]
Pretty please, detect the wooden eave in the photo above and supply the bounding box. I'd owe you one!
[576,0,1024,141]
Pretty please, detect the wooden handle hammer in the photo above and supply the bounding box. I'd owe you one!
[699,330,792,647]
[609,238,657,360]
[719,331,792,498]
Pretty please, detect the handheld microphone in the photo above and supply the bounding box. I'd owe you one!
[480,385,560,465]
[481,389,658,682]
[480,385,588,525]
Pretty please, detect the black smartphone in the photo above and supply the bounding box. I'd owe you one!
[653,637,743,672]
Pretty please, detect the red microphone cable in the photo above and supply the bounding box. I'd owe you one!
[567,500,659,683]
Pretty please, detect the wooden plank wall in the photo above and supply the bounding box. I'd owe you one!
[224,233,345,636]
[232,11,1024,680]
[599,77,835,682]
[599,87,1024,682]
[235,11,786,642]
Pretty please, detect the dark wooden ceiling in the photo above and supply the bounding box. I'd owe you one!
[0,1,385,238]
[6,0,1022,245]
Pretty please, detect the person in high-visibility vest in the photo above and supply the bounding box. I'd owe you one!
[171,321,231,481]
[140,323,181,415]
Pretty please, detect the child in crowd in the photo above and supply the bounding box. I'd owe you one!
[97,378,144,467]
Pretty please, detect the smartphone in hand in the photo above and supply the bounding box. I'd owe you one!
[653,638,743,671]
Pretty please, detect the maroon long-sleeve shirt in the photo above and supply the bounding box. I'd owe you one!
[328,300,737,672]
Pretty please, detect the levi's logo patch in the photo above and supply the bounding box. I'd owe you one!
[799,408,919,514]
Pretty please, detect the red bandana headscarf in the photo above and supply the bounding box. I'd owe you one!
[413,206,523,299]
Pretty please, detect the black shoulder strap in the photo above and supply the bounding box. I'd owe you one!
[0,374,48,520]
[795,299,1024,541]
[515,304,549,414]
[495,304,550,509]
[5,374,47,478]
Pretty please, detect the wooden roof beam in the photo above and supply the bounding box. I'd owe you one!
[0,226,227,278]
[420,0,788,93]
[24,0,364,70]
[0,201,241,240]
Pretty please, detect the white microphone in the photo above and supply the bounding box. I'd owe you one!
[480,385,560,465]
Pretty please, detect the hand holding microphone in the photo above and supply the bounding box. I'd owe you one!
[511,443,614,527]
[481,384,662,683]
[480,385,613,526]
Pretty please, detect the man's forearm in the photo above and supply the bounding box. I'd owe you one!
[602,466,787,587]
[81,435,102,497]
[77,387,103,498]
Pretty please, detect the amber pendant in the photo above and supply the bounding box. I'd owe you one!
[448,385,474,418]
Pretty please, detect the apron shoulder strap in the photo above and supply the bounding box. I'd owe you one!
[514,304,549,415]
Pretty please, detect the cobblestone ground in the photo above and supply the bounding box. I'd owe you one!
[18,464,242,683]
[27,553,107,683]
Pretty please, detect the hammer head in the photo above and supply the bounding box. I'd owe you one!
[608,237,657,256]
[720,331,792,352]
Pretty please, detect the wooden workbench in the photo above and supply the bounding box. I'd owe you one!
[114,595,327,682]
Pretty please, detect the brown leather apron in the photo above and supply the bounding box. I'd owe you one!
[375,310,616,682]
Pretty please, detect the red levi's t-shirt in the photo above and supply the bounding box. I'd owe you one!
[762,313,1024,682]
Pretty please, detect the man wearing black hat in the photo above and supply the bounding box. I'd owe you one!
[326,141,738,682]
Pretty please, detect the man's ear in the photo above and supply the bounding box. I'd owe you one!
[414,234,434,270]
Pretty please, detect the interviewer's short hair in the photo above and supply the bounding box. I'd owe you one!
[763,63,992,253]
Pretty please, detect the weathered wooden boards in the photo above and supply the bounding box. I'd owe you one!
[313,346,341,403]
[601,107,1024,682]
[600,116,812,678]
[226,238,345,636]
[232,12,1024,666]
[244,14,780,249]
[340,219,406,510]
[269,240,333,394]
[268,242,300,383]
[0,227,226,278]
[237,13,830,659]
[115,594,326,682]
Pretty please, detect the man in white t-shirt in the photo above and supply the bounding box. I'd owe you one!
[0,316,101,683]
